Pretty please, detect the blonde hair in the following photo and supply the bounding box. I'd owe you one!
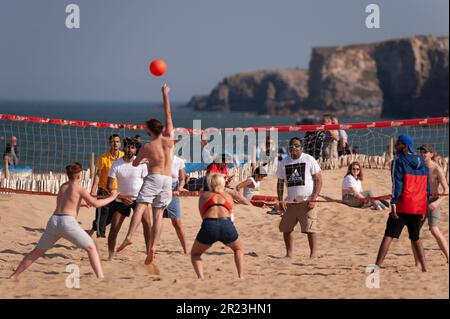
[207,173,225,193]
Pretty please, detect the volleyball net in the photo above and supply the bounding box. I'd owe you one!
[0,113,448,198]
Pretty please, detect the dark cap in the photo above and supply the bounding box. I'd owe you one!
[397,134,414,153]
[417,144,434,153]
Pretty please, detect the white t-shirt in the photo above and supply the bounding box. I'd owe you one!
[202,145,214,164]
[339,130,348,141]
[276,153,321,201]
[342,174,362,193]
[171,156,186,183]
[108,157,148,202]
[243,177,261,199]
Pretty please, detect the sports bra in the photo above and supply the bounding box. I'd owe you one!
[200,192,233,217]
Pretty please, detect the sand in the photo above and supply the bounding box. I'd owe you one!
[0,168,448,299]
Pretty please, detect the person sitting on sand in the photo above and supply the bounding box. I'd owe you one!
[236,166,268,200]
[191,173,251,279]
[9,163,119,280]
[342,162,389,211]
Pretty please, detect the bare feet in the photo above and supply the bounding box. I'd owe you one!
[116,238,133,253]
[108,251,115,260]
[144,248,156,265]
[86,229,95,237]
[143,263,160,275]
[9,274,18,281]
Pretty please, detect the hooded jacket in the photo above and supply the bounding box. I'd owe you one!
[390,152,430,215]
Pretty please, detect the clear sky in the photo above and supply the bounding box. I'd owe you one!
[0,0,448,102]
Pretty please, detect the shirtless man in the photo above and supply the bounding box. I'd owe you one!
[413,144,449,264]
[117,84,174,265]
[9,163,119,280]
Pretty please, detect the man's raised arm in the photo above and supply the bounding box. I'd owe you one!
[161,84,174,137]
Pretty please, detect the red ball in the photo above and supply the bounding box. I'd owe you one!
[149,59,167,77]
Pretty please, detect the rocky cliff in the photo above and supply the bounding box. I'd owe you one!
[374,36,449,118]
[187,69,309,115]
[187,35,449,118]
[307,44,382,117]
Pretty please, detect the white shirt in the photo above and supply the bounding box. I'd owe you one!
[243,177,261,199]
[339,130,348,141]
[202,144,214,164]
[108,157,148,202]
[276,152,321,201]
[171,156,186,183]
[342,174,362,193]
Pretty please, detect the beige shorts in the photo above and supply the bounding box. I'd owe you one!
[136,174,173,208]
[426,199,441,229]
[279,203,318,233]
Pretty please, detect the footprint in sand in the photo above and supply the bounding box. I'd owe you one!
[246,252,259,257]
[134,263,161,276]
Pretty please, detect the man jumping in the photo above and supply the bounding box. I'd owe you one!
[117,84,174,265]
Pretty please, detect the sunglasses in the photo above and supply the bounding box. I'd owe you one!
[289,144,302,149]
[352,167,360,171]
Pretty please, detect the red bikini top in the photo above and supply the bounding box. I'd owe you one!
[200,192,233,217]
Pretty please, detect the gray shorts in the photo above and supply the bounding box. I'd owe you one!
[136,174,173,208]
[36,215,93,250]
[427,203,441,229]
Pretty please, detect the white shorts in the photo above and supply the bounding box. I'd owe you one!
[136,174,173,208]
[36,215,93,250]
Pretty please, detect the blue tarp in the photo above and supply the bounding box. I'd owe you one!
[0,165,33,176]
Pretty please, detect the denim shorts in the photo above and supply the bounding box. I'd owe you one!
[163,181,181,219]
[196,218,239,246]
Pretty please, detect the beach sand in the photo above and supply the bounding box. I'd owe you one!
[0,168,448,298]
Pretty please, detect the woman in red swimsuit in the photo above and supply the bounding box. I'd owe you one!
[191,173,250,279]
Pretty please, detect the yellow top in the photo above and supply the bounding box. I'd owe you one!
[97,151,124,191]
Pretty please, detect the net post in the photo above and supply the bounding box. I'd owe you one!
[3,157,9,179]
[89,152,95,179]
[389,137,394,159]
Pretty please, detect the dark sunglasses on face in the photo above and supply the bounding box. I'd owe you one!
[352,167,360,171]
[289,144,302,149]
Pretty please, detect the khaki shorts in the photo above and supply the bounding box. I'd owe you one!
[427,200,441,229]
[279,203,318,233]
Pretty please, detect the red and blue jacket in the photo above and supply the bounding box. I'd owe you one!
[390,152,430,215]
